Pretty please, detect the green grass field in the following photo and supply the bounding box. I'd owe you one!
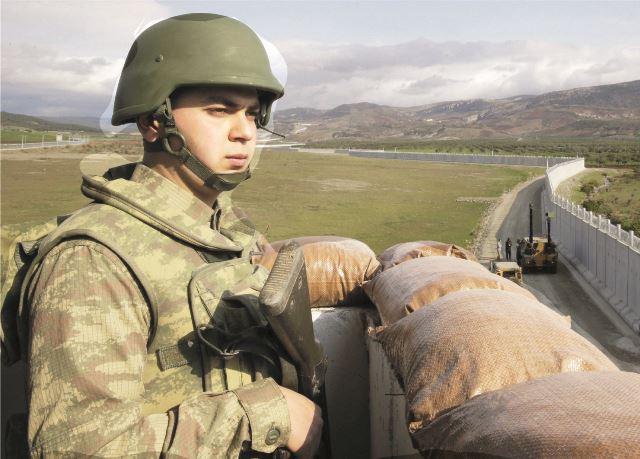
[600,171,640,232]
[557,168,640,233]
[1,129,57,144]
[558,169,618,204]
[233,151,538,252]
[2,148,538,266]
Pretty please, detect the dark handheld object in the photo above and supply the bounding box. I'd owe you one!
[259,241,330,457]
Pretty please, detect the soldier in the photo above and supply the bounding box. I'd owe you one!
[496,238,502,260]
[505,237,512,261]
[516,238,524,266]
[20,13,322,458]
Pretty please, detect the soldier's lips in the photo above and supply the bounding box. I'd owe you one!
[226,154,249,169]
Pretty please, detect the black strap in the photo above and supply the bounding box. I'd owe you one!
[195,249,239,264]
[196,324,293,386]
[152,98,251,191]
[156,338,199,371]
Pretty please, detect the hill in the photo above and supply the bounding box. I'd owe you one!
[1,112,101,133]
[4,80,639,142]
[274,80,640,142]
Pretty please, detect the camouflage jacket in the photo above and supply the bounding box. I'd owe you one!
[22,163,290,458]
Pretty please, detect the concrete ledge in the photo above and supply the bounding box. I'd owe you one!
[312,307,374,458]
[312,306,421,458]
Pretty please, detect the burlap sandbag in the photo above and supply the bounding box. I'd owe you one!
[364,256,536,324]
[255,235,353,269]
[378,240,476,270]
[256,236,380,307]
[413,371,640,458]
[372,289,618,432]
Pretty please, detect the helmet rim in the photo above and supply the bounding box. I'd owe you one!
[111,13,284,126]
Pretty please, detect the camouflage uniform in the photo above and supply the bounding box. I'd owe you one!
[23,162,290,457]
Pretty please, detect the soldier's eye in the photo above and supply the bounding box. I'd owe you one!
[206,106,227,115]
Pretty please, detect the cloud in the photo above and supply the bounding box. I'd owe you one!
[1,1,173,57]
[401,75,465,94]
[1,1,291,121]
[2,42,125,116]
[275,40,640,110]
[1,0,173,116]
[2,1,638,118]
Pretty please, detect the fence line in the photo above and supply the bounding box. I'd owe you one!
[1,139,89,151]
[347,149,575,167]
[541,159,640,332]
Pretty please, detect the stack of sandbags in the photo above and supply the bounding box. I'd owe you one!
[377,241,476,270]
[371,289,618,434]
[365,240,636,455]
[255,236,379,307]
[413,371,640,458]
[365,256,535,324]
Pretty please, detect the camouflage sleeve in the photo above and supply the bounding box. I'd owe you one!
[26,239,290,457]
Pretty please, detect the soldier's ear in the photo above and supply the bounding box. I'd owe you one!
[137,114,162,142]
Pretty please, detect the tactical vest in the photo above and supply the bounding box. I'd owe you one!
[18,163,289,416]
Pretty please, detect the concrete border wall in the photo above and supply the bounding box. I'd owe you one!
[541,159,640,332]
[348,149,574,167]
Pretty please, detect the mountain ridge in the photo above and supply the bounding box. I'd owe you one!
[1,112,101,133]
[3,80,638,141]
[275,80,640,141]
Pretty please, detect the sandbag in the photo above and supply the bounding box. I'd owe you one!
[413,371,640,458]
[255,235,353,269]
[256,236,380,307]
[372,289,618,432]
[269,236,349,254]
[378,240,476,270]
[364,256,535,324]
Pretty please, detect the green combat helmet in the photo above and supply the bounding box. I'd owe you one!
[111,13,285,191]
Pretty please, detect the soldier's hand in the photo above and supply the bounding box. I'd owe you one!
[279,386,323,458]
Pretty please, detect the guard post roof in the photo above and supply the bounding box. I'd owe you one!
[112,13,284,126]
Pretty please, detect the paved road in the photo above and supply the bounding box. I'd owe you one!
[498,179,640,372]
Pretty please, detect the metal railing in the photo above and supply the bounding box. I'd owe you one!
[549,184,638,252]
[1,138,89,151]
[544,159,640,332]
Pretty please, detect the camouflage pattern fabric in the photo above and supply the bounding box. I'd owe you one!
[22,163,290,457]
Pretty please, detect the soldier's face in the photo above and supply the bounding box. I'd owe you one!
[170,86,259,174]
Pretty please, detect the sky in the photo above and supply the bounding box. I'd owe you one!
[2,0,639,123]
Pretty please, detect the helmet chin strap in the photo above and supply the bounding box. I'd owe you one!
[150,98,251,192]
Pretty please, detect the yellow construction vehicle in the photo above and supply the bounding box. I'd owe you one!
[518,203,558,273]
